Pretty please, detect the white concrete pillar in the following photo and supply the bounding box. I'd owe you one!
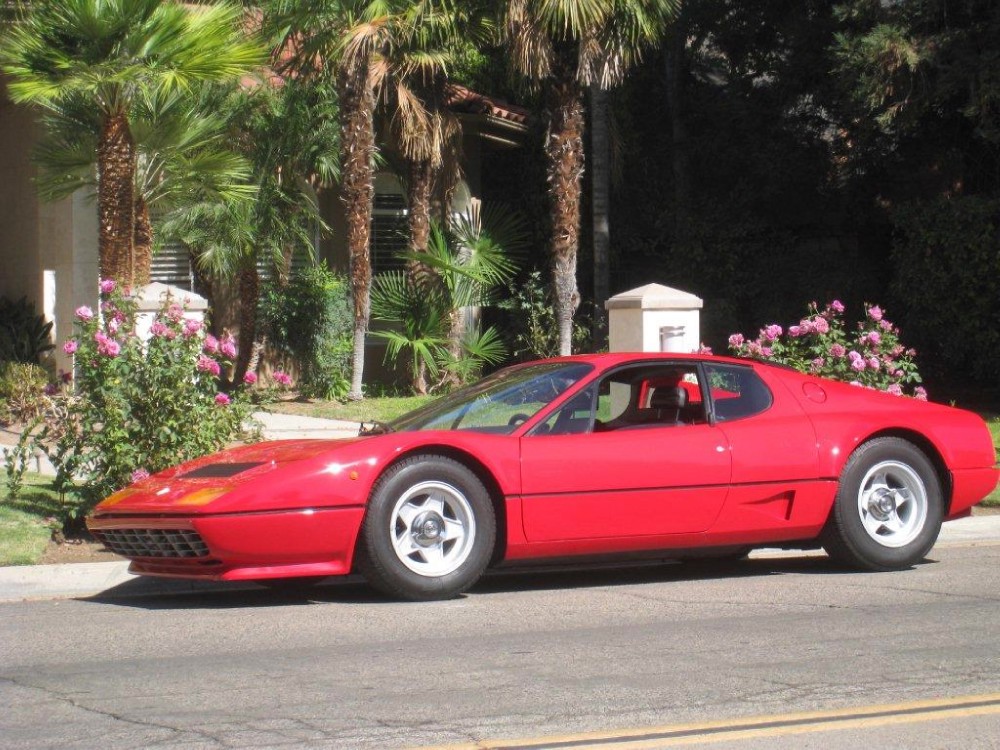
[134,282,208,341]
[605,283,703,353]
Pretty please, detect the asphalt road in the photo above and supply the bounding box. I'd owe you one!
[2,541,999,749]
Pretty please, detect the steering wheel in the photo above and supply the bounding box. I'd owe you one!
[507,413,530,428]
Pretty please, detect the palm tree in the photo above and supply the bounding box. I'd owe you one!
[265,0,452,399]
[503,0,678,355]
[32,88,256,284]
[0,0,264,286]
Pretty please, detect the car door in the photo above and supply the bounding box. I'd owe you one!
[518,363,732,543]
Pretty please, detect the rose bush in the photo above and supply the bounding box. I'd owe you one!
[728,300,926,399]
[12,281,261,525]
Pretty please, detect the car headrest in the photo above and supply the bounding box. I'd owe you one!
[650,385,687,410]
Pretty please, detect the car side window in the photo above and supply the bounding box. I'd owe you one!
[704,364,772,422]
[531,363,708,435]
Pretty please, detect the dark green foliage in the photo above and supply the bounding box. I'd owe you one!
[0,297,54,364]
[890,196,1000,384]
[259,264,352,400]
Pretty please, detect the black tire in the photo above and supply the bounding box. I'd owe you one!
[356,455,496,601]
[821,437,943,571]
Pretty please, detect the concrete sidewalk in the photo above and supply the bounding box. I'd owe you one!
[1,514,997,604]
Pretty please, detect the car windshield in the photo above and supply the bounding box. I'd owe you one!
[388,361,594,435]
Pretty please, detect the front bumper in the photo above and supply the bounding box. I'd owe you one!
[87,505,365,581]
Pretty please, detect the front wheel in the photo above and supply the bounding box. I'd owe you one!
[356,455,496,601]
[822,438,943,571]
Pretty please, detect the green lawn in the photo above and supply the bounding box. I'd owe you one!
[0,473,68,566]
[984,415,1000,507]
[265,394,433,424]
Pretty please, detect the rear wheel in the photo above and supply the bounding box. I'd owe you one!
[357,455,496,601]
[822,438,942,571]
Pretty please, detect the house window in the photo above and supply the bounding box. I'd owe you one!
[371,173,408,274]
[151,238,195,291]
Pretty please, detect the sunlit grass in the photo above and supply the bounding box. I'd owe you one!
[0,473,68,566]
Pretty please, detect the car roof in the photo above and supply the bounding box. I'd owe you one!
[534,351,763,370]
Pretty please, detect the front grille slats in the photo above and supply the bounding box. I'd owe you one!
[92,528,210,559]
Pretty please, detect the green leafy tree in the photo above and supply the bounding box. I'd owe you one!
[0,0,264,286]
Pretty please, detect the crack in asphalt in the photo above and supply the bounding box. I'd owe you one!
[0,674,224,747]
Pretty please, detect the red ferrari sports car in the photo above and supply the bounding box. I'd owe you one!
[88,353,999,600]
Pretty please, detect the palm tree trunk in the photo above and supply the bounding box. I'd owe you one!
[133,194,153,287]
[234,262,259,385]
[546,52,585,356]
[97,112,137,285]
[408,158,434,255]
[590,85,611,348]
[338,59,376,400]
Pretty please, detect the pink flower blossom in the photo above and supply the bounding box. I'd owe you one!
[215,393,231,406]
[243,371,258,385]
[829,343,846,358]
[131,468,150,483]
[94,331,120,357]
[182,318,202,338]
[763,324,782,342]
[203,334,219,355]
[167,303,184,322]
[75,305,94,321]
[273,370,292,387]
[848,351,865,372]
[830,300,845,314]
[810,357,825,372]
[886,384,903,396]
[99,279,116,294]
[728,333,744,348]
[812,317,829,334]
[866,331,881,346]
[696,343,713,355]
[220,334,237,359]
[761,346,774,357]
[867,305,883,322]
[747,341,763,357]
[62,340,78,355]
[914,386,928,401]
[788,325,802,337]
[107,318,120,335]
[196,354,221,377]
[150,321,169,338]
[868,356,880,371]
[880,319,893,332]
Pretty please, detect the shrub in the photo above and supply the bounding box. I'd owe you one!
[0,361,50,425]
[13,281,257,523]
[259,264,352,400]
[728,300,925,398]
[0,296,54,364]
[498,270,597,360]
[890,196,1000,384]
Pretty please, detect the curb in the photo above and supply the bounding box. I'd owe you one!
[2,515,997,604]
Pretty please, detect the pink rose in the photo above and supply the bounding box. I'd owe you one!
[830,300,845,314]
[812,317,829,334]
[220,334,237,359]
[866,331,881,346]
[215,393,231,406]
[914,386,928,401]
[196,354,221,377]
[788,325,802,337]
[182,318,202,338]
[886,384,903,396]
[203,334,220,355]
[131,468,150,483]
[150,321,169,338]
[696,343,713,355]
[868,356,880,371]
[273,371,292,387]
[75,305,94,321]
[867,305,883,322]
[167,303,184,322]
[810,357,825,372]
[763,324,782,342]
[728,333,744,348]
[243,371,258,385]
[829,344,846,358]
[99,279,115,294]
[63,340,78,355]
[94,331,120,357]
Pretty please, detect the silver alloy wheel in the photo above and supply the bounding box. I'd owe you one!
[389,481,476,577]
[856,460,928,548]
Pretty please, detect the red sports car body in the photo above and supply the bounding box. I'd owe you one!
[88,353,999,600]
